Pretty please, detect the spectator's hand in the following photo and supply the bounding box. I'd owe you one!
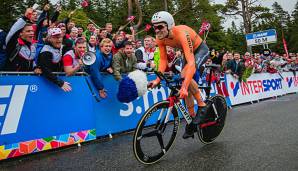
[78,59,83,66]
[61,82,72,92]
[179,86,188,99]
[34,68,42,74]
[43,4,50,11]
[147,79,160,89]
[175,51,182,58]
[118,25,125,31]
[107,67,113,74]
[233,74,239,79]
[99,89,107,98]
[150,62,156,69]
[56,4,62,12]
[130,26,135,33]
[68,9,76,18]
[25,8,34,20]
[225,70,231,74]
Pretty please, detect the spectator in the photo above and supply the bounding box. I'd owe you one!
[37,28,72,92]
[5,23,38,72]
[86,38,113,98]
[159,46,176,72]
[253,54,262,73]
[0,29,7,70]
[135,35,156,71]
[105,23,113,39]
[77,26,84,38]
[98,28,108,43]
[225,52,245,80]
[112,34,127,54]
[112,41,137,81]
[36,4,61,44]
[57,23,72,55]
[221,53,228,72]
[62,37,86,76]
[87,35,97,53]
[267,61,278,74]
[66,21,75,34]
[83,22,94,41]
[135,39,142,49]
[5,8,32,63]
[69,27,78,45]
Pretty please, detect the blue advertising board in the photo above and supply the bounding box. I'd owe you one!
[0,73,223,145]
[0,75,96,145]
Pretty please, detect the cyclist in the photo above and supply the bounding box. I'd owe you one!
[148,11,209,139]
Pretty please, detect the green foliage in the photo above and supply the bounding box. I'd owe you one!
[2,0,298,54]
[58,9,89,29]
[288,1,298,52]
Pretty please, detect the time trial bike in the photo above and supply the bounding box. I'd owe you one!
[133,64,228,164]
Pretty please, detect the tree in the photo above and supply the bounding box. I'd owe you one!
[0,0,26,31]
[288,1,298,52]
[225,21,246,53]
[252,2,290,54]
[58,9,89,29]
[221,0,270,34]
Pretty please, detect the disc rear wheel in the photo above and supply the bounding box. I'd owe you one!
[198,95,228,144]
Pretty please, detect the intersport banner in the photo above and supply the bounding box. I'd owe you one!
[225,72,298,105]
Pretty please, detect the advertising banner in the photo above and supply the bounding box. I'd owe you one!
[225,72,297,105]
[0,75,96,145]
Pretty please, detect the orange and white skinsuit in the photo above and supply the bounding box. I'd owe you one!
[155,25,207,117]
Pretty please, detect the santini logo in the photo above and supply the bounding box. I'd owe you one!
[0,85,28,135]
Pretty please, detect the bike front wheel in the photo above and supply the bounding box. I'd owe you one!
[198,95,228,144]
[133,100,180,164]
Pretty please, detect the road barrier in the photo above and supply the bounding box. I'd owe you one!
[0,71,297,160]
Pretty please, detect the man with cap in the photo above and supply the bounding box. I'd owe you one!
[37,28,72,92]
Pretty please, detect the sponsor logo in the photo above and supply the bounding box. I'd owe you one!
[230,78,282,97]
[286,76,298,88]
[0,85,35,135]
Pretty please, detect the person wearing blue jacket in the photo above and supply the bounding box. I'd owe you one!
[87,38,113,98]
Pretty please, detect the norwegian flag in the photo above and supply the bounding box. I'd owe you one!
[199,21,211,35]
[81,0,89,8]
[145,24,152,32]
[127,16,136,22]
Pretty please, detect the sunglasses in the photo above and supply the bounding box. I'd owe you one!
[153,25,165,30]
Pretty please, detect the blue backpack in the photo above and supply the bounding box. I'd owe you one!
[0,29,7,70]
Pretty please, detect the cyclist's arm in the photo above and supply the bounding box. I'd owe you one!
[175,29,196,90]
[155,40,167,82]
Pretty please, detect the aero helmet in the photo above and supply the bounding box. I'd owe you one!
[151,11,175,30]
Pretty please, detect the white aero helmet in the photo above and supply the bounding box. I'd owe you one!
[151,11,175,30]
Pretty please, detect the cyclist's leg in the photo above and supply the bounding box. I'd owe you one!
[180,67,196,139]
[185,91,195,117]
[188,79,206,107]
[191,43,210,124]
[194,42,209,69]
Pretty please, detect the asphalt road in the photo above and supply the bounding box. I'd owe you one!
[1,94,298,171]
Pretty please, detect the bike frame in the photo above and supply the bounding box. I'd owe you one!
[154,64,221,127]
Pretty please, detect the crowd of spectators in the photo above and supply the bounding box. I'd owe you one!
[0,4,298,99]
[209,49,298,82]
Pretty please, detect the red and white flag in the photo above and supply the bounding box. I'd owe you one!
[145,24,152,32]
[282,31,289,58]
[127,16,136,22]
[81,0,89,8]
[199,21,211,36]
